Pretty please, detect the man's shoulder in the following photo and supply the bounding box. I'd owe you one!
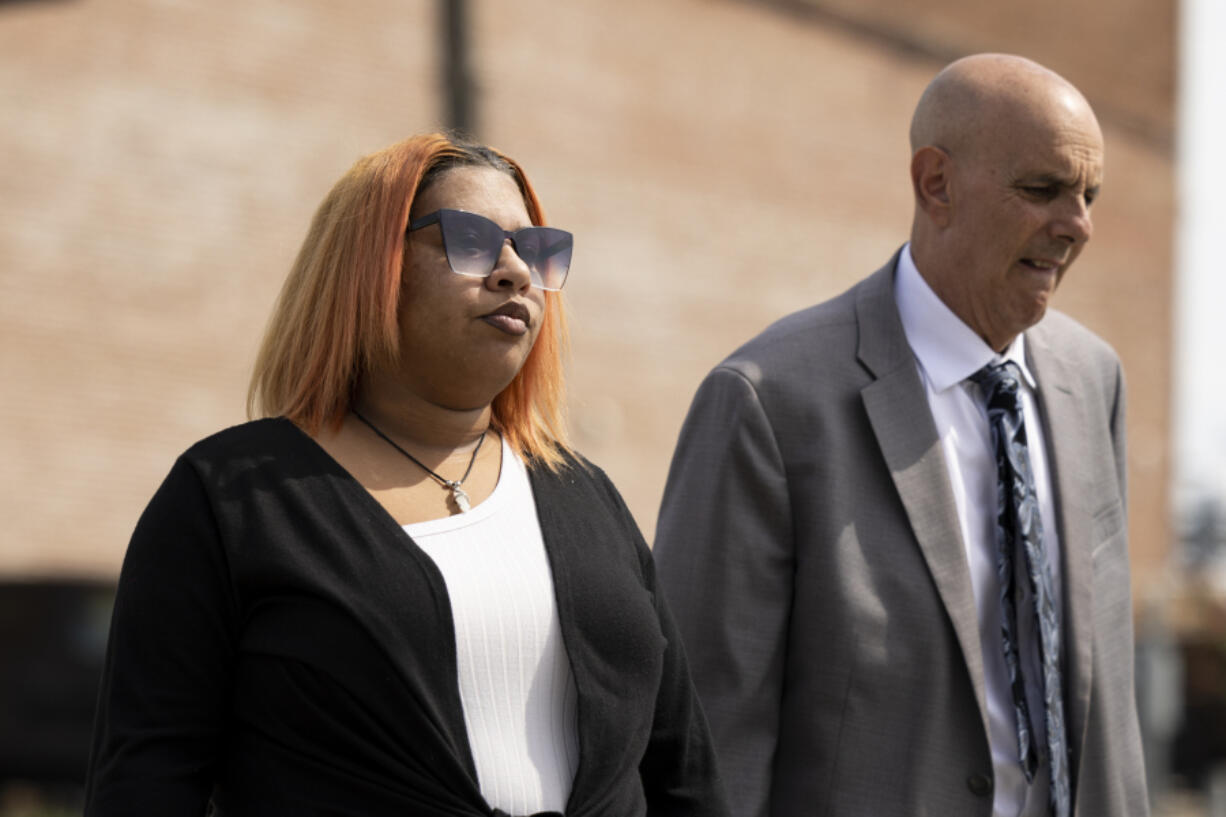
[762,282,862,339]
[716,263,892,381]
[1027,308,1122,372]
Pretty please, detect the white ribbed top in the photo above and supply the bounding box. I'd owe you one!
[406,437,579,815]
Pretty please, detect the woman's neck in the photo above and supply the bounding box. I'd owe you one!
[353,384,492,455]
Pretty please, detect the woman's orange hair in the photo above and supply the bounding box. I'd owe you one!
[248,133,571,469]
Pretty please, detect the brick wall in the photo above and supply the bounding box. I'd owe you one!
[0,0,1173,597]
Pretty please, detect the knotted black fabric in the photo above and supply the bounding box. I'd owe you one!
[969,360,1069,817]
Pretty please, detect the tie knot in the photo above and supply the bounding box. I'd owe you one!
[969,360,1023,406]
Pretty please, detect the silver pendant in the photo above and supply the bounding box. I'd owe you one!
[448,483,471,513]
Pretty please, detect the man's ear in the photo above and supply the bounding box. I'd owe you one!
[910,146,953,228]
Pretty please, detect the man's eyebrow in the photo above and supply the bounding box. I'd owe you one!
[1017,173,1071,186]
[1017,172,1101,192]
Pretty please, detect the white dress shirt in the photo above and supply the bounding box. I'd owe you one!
[894,244,1062,817]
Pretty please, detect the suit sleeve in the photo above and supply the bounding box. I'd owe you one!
[652,366,793,817]
[85,457,240,816]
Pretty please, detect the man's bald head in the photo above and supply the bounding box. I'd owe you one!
[907,54,1104,352]
[910,54,1098,159]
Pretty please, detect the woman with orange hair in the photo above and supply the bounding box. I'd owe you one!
[85,134,728,817]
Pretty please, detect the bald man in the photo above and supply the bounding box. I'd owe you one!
[654,54,1148,817]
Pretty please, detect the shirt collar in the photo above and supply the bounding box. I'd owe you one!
[894,243,1036,393]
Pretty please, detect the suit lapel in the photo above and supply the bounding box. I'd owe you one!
[1025,328,1095,771]
[855,257,989,726]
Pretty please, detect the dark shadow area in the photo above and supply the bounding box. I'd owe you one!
[1173,638,1226,788]
[0,578,115,811]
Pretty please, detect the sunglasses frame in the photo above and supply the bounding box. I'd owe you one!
[407,208,572,292]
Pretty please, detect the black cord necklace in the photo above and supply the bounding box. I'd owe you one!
[351,410,487,513]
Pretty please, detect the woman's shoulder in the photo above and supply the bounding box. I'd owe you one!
[178,417,314,474]
[154,417,339,511]
[175,417,326,480]
[525,446,609,491]
[527,449,639,528]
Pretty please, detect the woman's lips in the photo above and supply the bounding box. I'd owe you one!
[481,302,531,336]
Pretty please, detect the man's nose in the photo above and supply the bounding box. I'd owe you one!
[1053,195,1093,245]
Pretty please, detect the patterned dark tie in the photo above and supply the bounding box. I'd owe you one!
[969,360,1070,817]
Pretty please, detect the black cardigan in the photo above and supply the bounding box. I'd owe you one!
[85,418,728,817]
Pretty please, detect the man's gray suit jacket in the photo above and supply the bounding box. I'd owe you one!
[653,254,1148,817]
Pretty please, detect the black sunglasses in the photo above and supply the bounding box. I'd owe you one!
[407,209,573,291]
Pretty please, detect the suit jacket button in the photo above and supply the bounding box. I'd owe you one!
[967,773,992,797]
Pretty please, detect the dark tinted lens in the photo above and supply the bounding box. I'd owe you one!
[513,227,573,290]
[438,210,503,278]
